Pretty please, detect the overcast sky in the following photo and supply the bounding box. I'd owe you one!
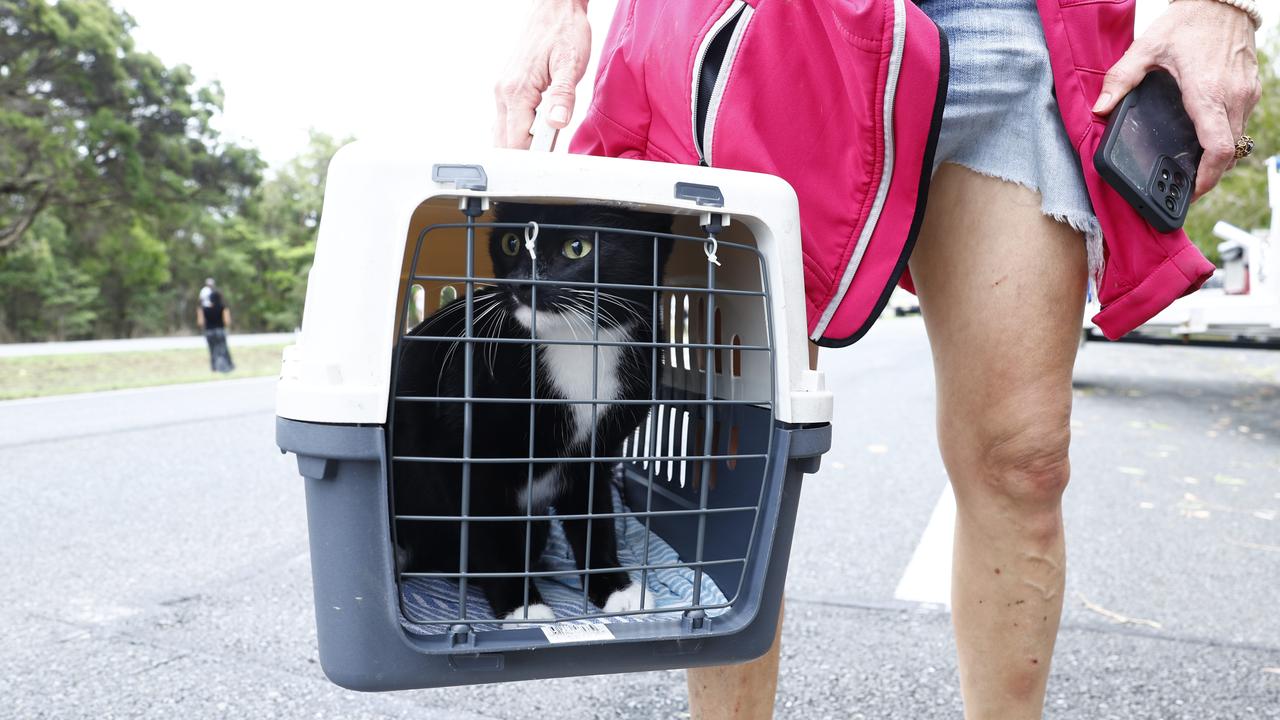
[116,0,1276,168]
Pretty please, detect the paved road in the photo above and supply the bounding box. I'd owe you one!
[0,332,296,358]
[2,317,1277,719]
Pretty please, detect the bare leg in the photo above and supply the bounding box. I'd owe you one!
[684,344,813,718]
[687,599,783,720]
[909,164,1086,718]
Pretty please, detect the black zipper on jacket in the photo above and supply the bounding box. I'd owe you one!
[694,4,746,166]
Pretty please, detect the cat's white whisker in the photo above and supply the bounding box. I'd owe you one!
[565,289,634,328]
[486,306,509,377]
[562,295,619,332]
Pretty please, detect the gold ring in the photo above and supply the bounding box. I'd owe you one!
[1234,135,1255,159]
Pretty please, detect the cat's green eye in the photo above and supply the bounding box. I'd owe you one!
[563,238,593,260]
[500,232,521,257]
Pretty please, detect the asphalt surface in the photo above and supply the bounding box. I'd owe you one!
[2,316,1277,719]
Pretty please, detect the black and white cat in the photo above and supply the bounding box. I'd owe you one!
[392,202,673,620]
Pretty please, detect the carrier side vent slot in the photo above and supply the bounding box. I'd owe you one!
[438,285,457,309]
[681,295,693,371]
[408,284,426,330]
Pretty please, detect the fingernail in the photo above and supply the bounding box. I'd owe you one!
[1092,93,1111,114]
[549,105,569,124]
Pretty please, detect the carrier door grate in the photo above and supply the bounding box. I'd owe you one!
[387,200,776,634]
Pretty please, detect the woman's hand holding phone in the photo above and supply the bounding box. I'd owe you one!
[1092,0,1261,201]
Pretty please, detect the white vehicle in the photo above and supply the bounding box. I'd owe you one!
[1084,156,1280,346]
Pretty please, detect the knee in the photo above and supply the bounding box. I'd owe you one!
[971,420,1072,509]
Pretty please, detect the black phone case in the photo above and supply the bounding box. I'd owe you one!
[1093,70,1203,233]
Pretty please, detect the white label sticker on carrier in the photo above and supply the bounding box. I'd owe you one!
[540,622,616,644]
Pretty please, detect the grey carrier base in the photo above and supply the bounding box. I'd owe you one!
[277,416,829,691]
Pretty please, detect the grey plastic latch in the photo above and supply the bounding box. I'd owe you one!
[675,182,725,207]
[700,212,729,236]
[784,423,832,476]
[448,623,475,648]
[787,424,832,459]
[682,608,708,632]
[296,455,334,481]
[433,164,488,191]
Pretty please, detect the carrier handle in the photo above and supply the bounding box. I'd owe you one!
[529,107,560,152]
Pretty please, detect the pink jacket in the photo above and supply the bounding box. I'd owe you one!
[571,0,1215,344]
[1036,0,1214,339]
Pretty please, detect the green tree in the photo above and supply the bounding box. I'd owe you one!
[0,213,97,341]
[82,217,171,337]
[0,0,262,250]
[1,0,265,339]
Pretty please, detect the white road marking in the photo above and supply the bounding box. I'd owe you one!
[893,482,956,608]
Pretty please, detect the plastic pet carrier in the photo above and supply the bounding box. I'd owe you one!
[275,141,832,691]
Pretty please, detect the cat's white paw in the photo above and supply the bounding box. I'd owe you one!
[602,583,657,613]
[503,603,555,622]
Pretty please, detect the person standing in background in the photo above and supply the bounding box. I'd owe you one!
[197,278,235,373]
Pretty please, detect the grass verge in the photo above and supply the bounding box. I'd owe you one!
[0,344,286,400]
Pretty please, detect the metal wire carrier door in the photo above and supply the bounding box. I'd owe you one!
[388,197,776,639]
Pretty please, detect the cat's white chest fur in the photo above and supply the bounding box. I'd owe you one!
[514,308,630,446]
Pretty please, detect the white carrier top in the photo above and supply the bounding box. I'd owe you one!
[275,140,831,426]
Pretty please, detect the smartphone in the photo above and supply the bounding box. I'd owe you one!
[1094,70,1203,233]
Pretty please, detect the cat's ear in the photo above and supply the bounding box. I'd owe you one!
[642,210,673,235]
[608,208,670,235]
[655,235,676,267]
[491,202,516,224]
[582,207,671,234]
[492,202,542,225]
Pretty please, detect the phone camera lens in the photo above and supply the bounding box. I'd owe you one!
[1165,198,1176,212]
[1158,181,1167,192]
[1174,172,1185,185]
[1162,169,1170,180]
[1170,185,1180,199]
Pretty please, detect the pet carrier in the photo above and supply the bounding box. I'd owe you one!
[275,140,832,691]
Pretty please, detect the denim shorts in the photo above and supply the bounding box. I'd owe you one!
[919,0,1103,274]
